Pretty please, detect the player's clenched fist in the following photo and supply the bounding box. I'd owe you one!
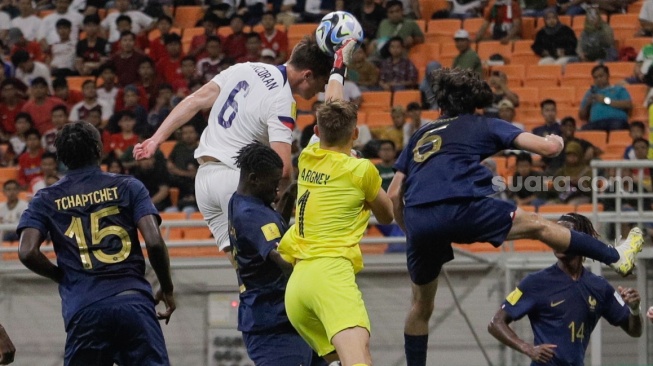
[0,324,15,365]
[133,138,159,160]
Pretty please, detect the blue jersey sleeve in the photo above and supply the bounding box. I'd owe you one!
[487,119,523,150]
[395,143,412,173]
[127,178,160,224]
[600,282,630,326]
[16,193,48,237]
[502,275,539,320]
[238,208,283,260]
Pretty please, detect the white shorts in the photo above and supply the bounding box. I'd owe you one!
[194,162,240,251]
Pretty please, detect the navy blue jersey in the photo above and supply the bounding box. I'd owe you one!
[395,114,522,207]
[228,193,290,333]
[17,166,158,329]
[502,264,630,366]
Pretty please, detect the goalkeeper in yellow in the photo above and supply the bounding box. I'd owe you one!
[278,39,394,366]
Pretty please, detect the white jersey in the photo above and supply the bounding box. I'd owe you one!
[195,62,296,169]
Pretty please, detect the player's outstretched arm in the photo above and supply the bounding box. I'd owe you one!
[137,214,175,324]
[618,286,643,337]
[488,309,557,364]
[270,142,293,196]
[18,228,63,284]
[387,172,406,232]
[513,133,564,158]
[368,188,394,225]
[133,82,221,160]
[0,324,15,365]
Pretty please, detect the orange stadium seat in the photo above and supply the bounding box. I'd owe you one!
[610,13,639,28]
[0,167,19,185]
[296,114,314,130]
[624,84,648,106]
[169,187,179,207]
[408,43,440,70]
[524,64,562,87]
[174,6,203,28]
[159,141,176,158]
[425,19,461,43]
[420,0,448,20]
[512,87,539,108]
[392,90,421,108]
[438,41,458,67]
[575,130,608,150]
[521,17,536,39]
[66,76,95,92]
[149,27,182,41]
[366,112,393,128]
[180,27,203,41]
[512,239,549,252]
[362,226,389,254]
[511,39,534,56]
[453,242,502,253]
[184,212,213,240]
[415,19,426,33]
[477,41,512,62]
[492,64,525,87]
[539,86,576,107]
[623,37,651,52]
[287,23,317,48]
[575,203,604,212]
[294,94,317,112]
[159,212,185,240]
[575,85,590,105]
[462,17,487,39]
[604,143,629,155]
[537,204,576,214]
[360,91,392,112]
[510,40,539,65]
[557,106,578,119]
[518,205,536,212]
[422,110,440,120]
[628,1,644,14]
[607,61,635,83]
[608,129,632,145]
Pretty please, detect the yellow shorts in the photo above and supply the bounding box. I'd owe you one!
[284,257,371,357]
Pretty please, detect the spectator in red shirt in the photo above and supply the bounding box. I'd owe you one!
[148,15,173,63]
[196,36,232,83]
[155,33,184,85]
[52,77,83,110]
[21,77,65,134]
[223,15,248,61]
[188,13,220,61]
[259,11,288,64]
[236,33,263,63]
[475,0,523,44]
[105,31,149,87]
[106,110,139,159]
[114,58,156,112]
[0,78,27,138]
[8,27,44,63]
[17,128,43,189]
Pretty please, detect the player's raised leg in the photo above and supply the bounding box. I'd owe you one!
[507,207,643,276]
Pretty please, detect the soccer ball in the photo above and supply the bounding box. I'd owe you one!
[315,11,364,56]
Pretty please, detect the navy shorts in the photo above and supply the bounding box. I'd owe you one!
[64,292,169,366]
[404,197,515,285]
[243,326,327,366]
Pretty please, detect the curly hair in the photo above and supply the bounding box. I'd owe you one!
[558,213,599,238]
[428,68,494,116]
[55,121,102,170]
[234,142,283,176]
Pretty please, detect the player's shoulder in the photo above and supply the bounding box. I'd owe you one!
[519,266,558,290]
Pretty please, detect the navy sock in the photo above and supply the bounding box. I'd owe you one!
[405,334,428,366]
[566,231,619,264]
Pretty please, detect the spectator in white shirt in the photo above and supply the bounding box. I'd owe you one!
[0,180,28,241]
[37,0,83,46]
[101,0,154,43]
[48,18,77,78]
[640,0,653,36]
[11,50,53,92]
[11,0,40,42]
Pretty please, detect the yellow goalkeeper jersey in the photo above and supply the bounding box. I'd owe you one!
[279,142,382,273]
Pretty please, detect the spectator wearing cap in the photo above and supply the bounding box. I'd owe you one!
[259,49,277,64]
[373,0,424,54]
[9,28,45,63]
[105,31,149,87]
[497,99,525,130]
[223,15,248,61]
[155,33,185,85]
[11,50,52,92]
[236,32,263,63]
[188,13,220,61]
[379,36,418,92]
[101,0,154,44]
[197,36,232,83]
[259,11,288,64]
[37,0,83,46]
[452,29,482,76]
[475,0,522,44]
[75,15,109,76]
[21,77,65,134]
[11,0,40,42]
[0,79,27,138]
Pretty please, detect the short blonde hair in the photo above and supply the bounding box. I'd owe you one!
[316,100,358,146]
